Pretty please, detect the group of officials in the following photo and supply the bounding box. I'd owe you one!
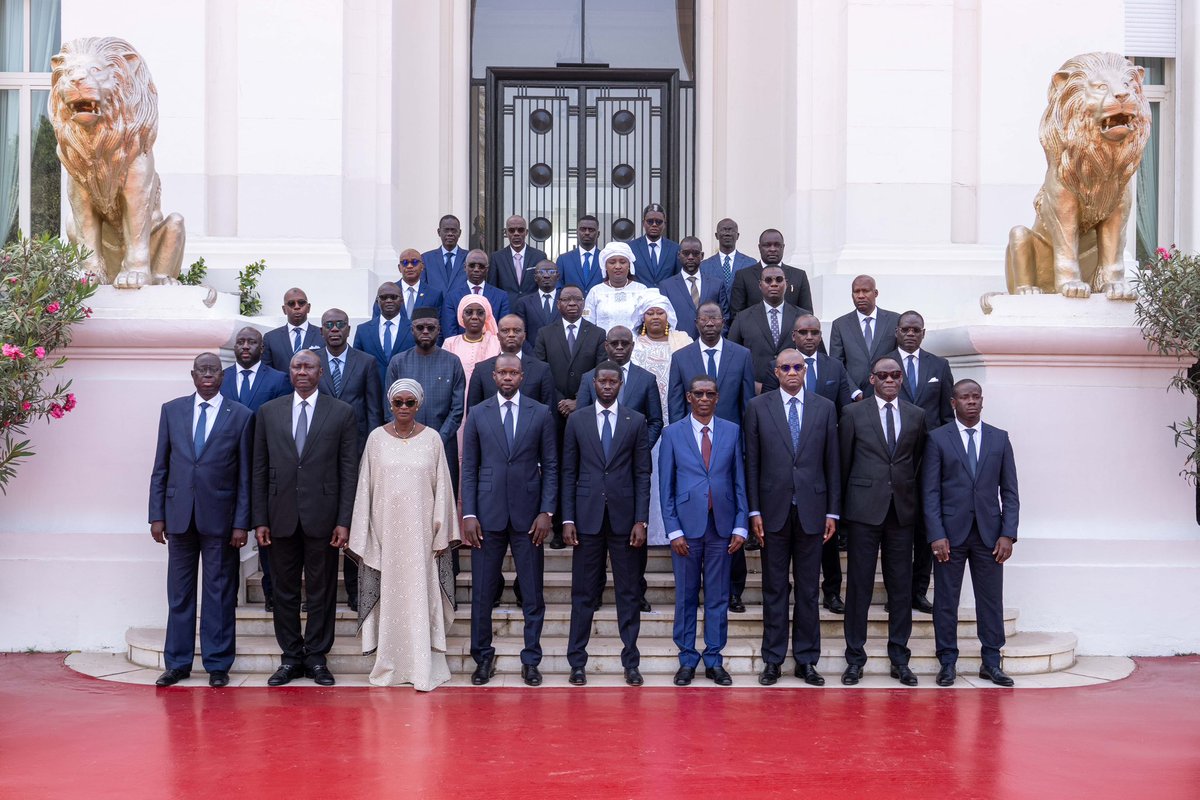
[148,206,1019,690]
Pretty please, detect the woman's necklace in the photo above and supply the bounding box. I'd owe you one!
[462,333,484,343]
[393,421,417,442]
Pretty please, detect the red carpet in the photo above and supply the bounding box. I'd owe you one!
[1,654,1198,799]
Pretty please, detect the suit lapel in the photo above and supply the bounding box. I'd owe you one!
[766,393,796,460]
[492,398,511,456]
[945,424,971,478]
[753,306,776,347]
[200,402,234,459]
[301,395,330,460]
[865,400,890,454]
[584,405,606,464]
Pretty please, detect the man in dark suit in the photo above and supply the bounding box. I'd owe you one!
[729,265,805,390]
[660,376,749,686]
[626,203,680,288]
[829,274,902,395]
[923,379,1020,688]
[461,354,559,687]
[317,308,382,612]
[421,214,469,295]
[556,214,603,295]
[700,217,758,293]
[376,249,444,325]
[659,236,729,340]
[467,314,556,409]
[148,353,253,688]
[354,282,414,391]
[513,260,561,343]
[668,302,755,427]
[562,362,652,687]
[488,214,549,304]
[838,356,927,686]
[443,249,511,337]
[729,229,813,316]
[252,349,359,687]
[261,287,322,375]
[886,309,955,615]
[744,350,841,686]
[533,284,608,423]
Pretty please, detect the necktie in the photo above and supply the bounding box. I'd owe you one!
[567,323,577,354]
[443,251,453,280]
[292,327,302,354]
[787,397,801,453]
[383,320,394,355]
[582,251,592,281]
[513,251,523,285]
[503,400,515,449]
[966,428,978,478]
[194,402,209,458]
[649,242,658,272]
[705,348,718,379]
[769,307,781,344]
[238,370,252,405]
[331,357,343,396]
[906,354,918,399]
[294,400,309,456]
[863,317,874,352]
[885,401,897,455]
[601,409,613,460]
[688,275,700,307]
[805,357,816,392]
[406,287,416,318]
[618,367,626,401]
[701,425,713,509]
[542,293,552,317]
[473,285,482,295]
[722,254,732,286]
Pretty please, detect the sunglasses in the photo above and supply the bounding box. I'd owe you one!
[506,226,526,233]
[644,218,665,225]
[378,293,400,301]
[792,328,821,336]
[399,259,422,267]
[777,364,805,374]
[285,299,308,308]
[873,370,903,381]
[761,276,786,284]
[413,324,439,332]
[322,320,349,330]
[689,390,718,398]
[898,326,924,334]
[391,398,418,408]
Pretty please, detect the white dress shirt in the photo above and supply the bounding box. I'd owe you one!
[192,393,223,443]
[748,389,836,521]
[698,336,724,375]
[955,418,982,454]
[667,415,749,541]
[876,393,902,440]
[462,392,522,522]
[289,322,311,347]
[467,279,487,295]
[379,314,401,351]
[594,400,619,437]
[856,308,877,335]
[561,317,582,337]
[237,361,261,394]
[292,390,319,434]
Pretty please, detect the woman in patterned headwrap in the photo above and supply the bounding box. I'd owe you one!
[348,378,461,690]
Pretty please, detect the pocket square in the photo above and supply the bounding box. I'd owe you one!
[927,376,939,383]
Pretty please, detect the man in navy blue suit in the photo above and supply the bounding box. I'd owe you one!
[556,214,603,295]
[467,314,556,409]
[659,375,749,686]
[700,218,758,293]
[923,379,1020,688]
[667,302,755,427]
[461,354,558,687]
[355,282,414,390]
[375,249,444,326]
[261,288,323,375]
[562,362,652,687]
[488,214,549,305]
[626,203,680,288]
[512,260,561,344]
[148,352,253,687]
[443,249,511,337]
[659,236,729,340]
[421,214,469,295]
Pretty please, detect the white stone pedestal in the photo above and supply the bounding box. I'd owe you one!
[927,295,1200,655]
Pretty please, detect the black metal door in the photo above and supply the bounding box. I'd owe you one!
[485,68,679,259]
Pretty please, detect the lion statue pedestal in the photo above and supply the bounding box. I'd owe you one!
[49,37,185,289]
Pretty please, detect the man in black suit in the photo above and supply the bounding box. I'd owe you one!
[744,349,841,686]
[838,356,927,686]
[148,353,253,688]
[261,288,323,375]
[467,314,555,408]
[924,379,1020,687]
[887,309,955,615]
[512,260,561,343]
[667,302,755,426]
[829,275,901,395]
[252,350,359,687]
[729,229,813,316]
[461,354,559,687]
[729,265,805,390]
[488,214,549,305]
[562,362,652,687]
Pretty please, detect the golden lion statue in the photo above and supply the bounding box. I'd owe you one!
[49,37,185,288]
[1005,52,1150,300]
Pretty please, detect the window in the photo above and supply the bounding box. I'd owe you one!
[1133,57,1174,266]
[0,0,60,244]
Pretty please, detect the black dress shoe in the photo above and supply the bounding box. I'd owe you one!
[891,664,918,686]
[624,667,644,686]
[912,595,935,614]
[837,532,847,551]
[936,663,957,687]
[208,671,230,688]
[743,537,761,552]
[705,665,733,686]
[300,601,307,613]
[471,658,496,685]
[759,663,781,686]
[347,598,359,613]
[569,666,587,686]
[264,595,274,613]
[306,665,335,686]
[729,596,746,613]
[823,594,845,614]
[673,666,695,686]
[978,665,1015,687]
[841,664,863,685]
[639,598,652,613]
[548,535,566,550]
[796,664,825,686]
[267,664,304,686]
[521,664,543,686]
[155,668,190,687]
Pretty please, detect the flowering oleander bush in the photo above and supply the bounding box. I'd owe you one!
[1134,245,1200,483]
[0,236,97,492]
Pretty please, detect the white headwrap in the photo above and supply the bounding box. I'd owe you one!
[632,291,677,330]
[387,378,424,405]
[598,241,637,278]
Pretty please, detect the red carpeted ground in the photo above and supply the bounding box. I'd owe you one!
[2,655,1199,799]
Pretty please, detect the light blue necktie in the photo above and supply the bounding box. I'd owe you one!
[331,357,343,396]
[805,357,816,392]
[295,400,309,455]
[238,370,252,405]
[405,287,416,319]
[194,402,209,458]
[383,320,394,355]
[966,428,978,478]
[787,397,800,453]
[503,400,515,450]
[601,409,613,460]
[292,327,302,354]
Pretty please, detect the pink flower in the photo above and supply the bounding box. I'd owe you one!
[83,307,93,318]
[34,346,45,359]
[63,393,76,411]
[21,402,31,411]
[45,302,61,314]
[6,277,15,284]
[2,343,23,359]
[49,404,65,419]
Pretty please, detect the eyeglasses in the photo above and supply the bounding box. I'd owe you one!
[644,218,665,225]
[689,390,718,398]
[777,364,805,374]
[898,326,924,334]
[506,226,526,233]
[377,293,400,301]
[413,323,439,332]
[873,370,903,381]
[322,320,349,330]
[285,299,308,308]
[399,259,423,267]
[391,398,418,408]
[761,276,786,284]
[792,328,821,336]
[193,367,220,376]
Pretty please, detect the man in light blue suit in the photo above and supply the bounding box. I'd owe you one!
[626,203,680,288]
[658,236,729,339]
[699,218,758,293]
[659,375,749,687]
[420,214,469,295]
[556,214,604,295]
[220,327,292,414]
[443,249,511,337]
[667,302,755,427]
